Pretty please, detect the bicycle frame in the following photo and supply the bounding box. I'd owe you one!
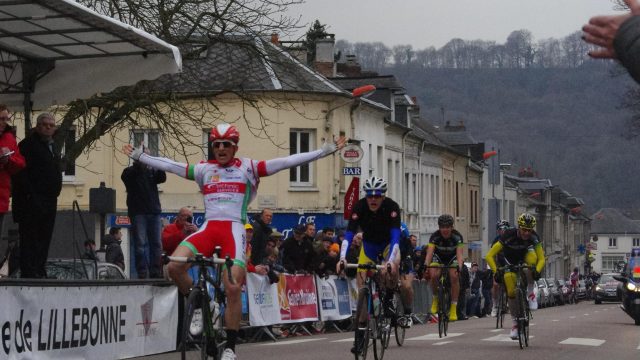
[499,263,532,349]
[164,249,235,360]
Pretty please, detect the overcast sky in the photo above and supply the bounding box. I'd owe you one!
[286,0,624,49]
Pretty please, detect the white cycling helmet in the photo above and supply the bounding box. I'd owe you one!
[363,176,387,196]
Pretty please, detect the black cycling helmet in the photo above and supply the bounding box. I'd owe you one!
[437,214,454,227]
[496,219,510,230]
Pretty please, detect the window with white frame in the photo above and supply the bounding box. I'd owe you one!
[61,127,76,178]
[609,237,617,248]
[633,238,640,247]
[202,128,212,160]
[131,129,160,156]
[602,255,625,272]
[289,129,314,186]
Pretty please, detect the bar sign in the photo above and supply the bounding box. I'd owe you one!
[342,167,361,176]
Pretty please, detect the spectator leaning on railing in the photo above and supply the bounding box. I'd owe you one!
[282,224,315,274]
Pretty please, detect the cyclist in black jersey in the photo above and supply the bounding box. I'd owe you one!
[490,220,511,317]
[397,222,416,327]
[424,214,464,322]
[337,176,401,354]
[486,213,545,340]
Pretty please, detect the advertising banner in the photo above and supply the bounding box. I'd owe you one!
[246,273,281,326]
[278,274,318,322]
[316,275,352,321]
[0,284,178,360]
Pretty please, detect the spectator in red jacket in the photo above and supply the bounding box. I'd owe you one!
[162,207,198,255]
[0,105,24,238]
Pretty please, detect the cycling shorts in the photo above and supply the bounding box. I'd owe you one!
[430,253,458,268]
[400,256,415,275]
[358,242,390,273]
[180,220,246,268]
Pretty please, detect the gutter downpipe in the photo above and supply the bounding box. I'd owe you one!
[402,128,413,220]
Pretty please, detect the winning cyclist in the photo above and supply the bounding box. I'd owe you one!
[124,123,345,360]
[490,220,511,317]
[336,176,401,355]
[424,214,464,322]
[485,212,545,340]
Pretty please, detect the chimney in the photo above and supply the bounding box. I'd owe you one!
[337,54,362,77]
[314,34,336,77]
[411,96,417,105]
[270,33,279,45]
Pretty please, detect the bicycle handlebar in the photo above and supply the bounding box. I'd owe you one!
[344,262,386,271]
[162,252,236,284]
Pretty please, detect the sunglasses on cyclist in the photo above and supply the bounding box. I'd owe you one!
[212,141,235,149]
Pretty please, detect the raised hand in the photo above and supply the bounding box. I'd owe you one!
[583,0,640,59]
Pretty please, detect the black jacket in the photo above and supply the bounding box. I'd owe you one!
[11,131,62,222]
[615,16,640,84]
[121,162,166,215]
[281,236,314,273]
[103,234,125,271]
[480,269,494,290]
[250,216,272,266]
[459,264,470,290]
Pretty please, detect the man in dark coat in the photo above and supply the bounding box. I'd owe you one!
[282,224,314,273]
[12,113,62,278]
[121,147,166,278]
[250,208,273,271]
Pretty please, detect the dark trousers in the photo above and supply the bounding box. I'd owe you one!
[458,289,467,317]
[19,201,57,278]
[482,288,493,315]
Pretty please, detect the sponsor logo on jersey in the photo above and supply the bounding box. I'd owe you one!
[351,213,358,220]
[391,211,397,218]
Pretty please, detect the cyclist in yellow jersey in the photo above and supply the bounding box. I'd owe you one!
[485,212,545,340]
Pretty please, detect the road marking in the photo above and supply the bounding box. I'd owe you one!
[483,334,535,342]
[433,341,453,346]
[552,319,559,322]
[570,316,576,319]
[490,329,503,332]
[584,314,590,316]
[407,333,464,341]
[637,342,640,350]
[530,323,536,326]
[332,338,355,343]
[559,338,605,347]
[262,338,327,346]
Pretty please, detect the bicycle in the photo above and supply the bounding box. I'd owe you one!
[500,264,533,349]
[495,278,508,329]
[164,247,234,360]
[425,265,453,338]
[345,262,391,360]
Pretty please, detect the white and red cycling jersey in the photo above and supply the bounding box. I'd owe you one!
[136,145,335,265]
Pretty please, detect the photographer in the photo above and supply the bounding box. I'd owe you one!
[161,207,198,255]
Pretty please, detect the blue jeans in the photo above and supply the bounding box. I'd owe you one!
[131,214,162,278]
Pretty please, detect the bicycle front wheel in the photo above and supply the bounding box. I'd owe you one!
[372,293,386,360]
[181,288,215,360]
[354,290,370,360]
[393,293,405,347]
[515,288,526,350]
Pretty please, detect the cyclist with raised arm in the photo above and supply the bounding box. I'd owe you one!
[124,123,345,360]
[336,176,401,355]
[490,220,511,317]
[485,212,546,340]
[424,214,464,322]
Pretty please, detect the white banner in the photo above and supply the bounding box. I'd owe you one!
[348,277,359,312]
[245,274,280,326]
[0,284,178,360]
[316,276,352,321]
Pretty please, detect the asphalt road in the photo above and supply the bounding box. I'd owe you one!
[137,301,640,360]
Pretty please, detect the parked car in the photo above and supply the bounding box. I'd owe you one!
[548,278,565,305]
[594,273,622,304]
[11,258,127,280]
[537,278,553,308]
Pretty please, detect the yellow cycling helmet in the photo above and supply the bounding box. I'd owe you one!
[517,213,536,230]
